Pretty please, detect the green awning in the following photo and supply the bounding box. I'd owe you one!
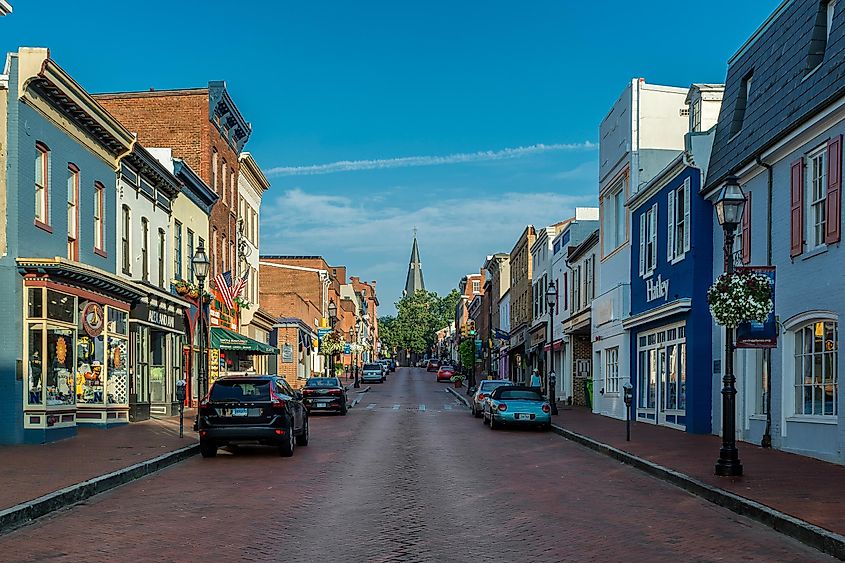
[210,327,279,355]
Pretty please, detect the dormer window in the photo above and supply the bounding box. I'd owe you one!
[691,98,702,133]
[806,0,836,73]
[729,71,753,138]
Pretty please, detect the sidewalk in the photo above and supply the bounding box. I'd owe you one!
[0,411,196,514]
[553,407,845,538]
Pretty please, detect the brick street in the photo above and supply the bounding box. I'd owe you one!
[0,368,831,563]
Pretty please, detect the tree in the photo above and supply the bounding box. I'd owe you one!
[459,340,475,371]
[378,289,459,355]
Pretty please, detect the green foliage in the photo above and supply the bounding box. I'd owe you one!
[459,340,475,369]
[378,289,460,355]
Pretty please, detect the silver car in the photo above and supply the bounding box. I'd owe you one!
[470,379,514,418]
[361,363,385,383]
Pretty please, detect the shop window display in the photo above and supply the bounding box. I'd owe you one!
[108,335,128,404]
[26,289,77,407]
[46,327,75,405]
[76,333,104,404]
[27,324,43,405]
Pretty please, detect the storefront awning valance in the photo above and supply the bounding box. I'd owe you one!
[210,327,279,355]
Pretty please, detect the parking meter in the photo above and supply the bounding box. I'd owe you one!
[548,372,558,415]
[175,379,186,438]
[622,382,633,441]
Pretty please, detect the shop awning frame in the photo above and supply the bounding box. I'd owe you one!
[210,327,279,355]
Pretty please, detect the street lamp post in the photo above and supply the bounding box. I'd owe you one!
[327,298,338,377]
[354,317,361,388]
[714,176,746,477]
[191,242,210,404]
[545,281,558,415]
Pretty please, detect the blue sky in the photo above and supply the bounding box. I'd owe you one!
[2,1,778,313]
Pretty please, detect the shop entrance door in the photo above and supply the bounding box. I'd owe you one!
[637,324,686,428]
[150,331,166,404]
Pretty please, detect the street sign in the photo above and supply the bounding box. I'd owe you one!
[317,328,332,341]
[344,343,351,354]
[736,266,777,348]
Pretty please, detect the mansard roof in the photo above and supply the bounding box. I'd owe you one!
[706,0,845,192]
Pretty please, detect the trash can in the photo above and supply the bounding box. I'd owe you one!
[585,379,594,409]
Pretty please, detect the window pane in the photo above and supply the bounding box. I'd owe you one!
[28,288,43,318]
[28,324,44,405]
[77,332,105,404]
[47,327,75,405]
[107,335,128,405]
[47,290,75,323]
[108,308,128,336]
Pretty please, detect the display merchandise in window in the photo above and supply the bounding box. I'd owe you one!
[108,335,128,404]
[76,333,105,404]
[28,324,43,405]
[47,328,75,405]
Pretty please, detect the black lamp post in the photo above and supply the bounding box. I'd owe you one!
[327,298,338,377]
[354,317,361,388]
[714,176,746,477]
[191,241,210,403]
[545,281,559,415]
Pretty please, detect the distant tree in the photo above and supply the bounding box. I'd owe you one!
[459,340,475,370]
[378,289,459,355]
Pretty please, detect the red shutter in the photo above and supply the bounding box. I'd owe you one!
[790,158,805,257]
[741,192,751,264]
[826,135,842,245]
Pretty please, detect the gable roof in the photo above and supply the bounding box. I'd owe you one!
[706,0,845,192]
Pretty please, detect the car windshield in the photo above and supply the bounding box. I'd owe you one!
[440,366,454,371]
[479,381,510,391]
[498,390,544,401]
[210,380,271,402]
[363,364,381,371]
[306,378,340,388]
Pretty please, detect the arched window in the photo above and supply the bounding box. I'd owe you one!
[792,317,838,416]
[35,142,50,229]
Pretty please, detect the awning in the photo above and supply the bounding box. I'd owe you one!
[210,327,279,355]
[543,339,564,352]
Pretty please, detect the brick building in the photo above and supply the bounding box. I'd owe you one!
[508,225,536,383]
[94,83,251,330]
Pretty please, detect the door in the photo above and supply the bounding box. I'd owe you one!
[150,331,166,404]
[637,325,687,427]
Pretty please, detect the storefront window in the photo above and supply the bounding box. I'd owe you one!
[47,327,75,405]
[76,333,105,404]
[171,334,183,400]
[28,288,43,318]
[134,326,149,404]
[47,290,75,324]
[28,324,44,405]
[108,308,128,336]
[107,335,128,404]
[150,331,166,403]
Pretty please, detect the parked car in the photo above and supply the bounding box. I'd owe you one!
[387,359,397,372]
[426,359,441,372]
[303,377,348,415]
[436,365,456,382]
[470,379,513,418]
[482,386,551,431]
[197,375,309,458]
[361,363,385,383]
[377,360,390,376]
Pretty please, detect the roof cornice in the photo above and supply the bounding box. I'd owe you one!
[123,145,181,199]
[173,158,218,211]
[208,80,251,152]
[239,152,270,192]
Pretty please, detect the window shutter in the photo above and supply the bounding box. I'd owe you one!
[826,134,842,244]
[741,192,751,264]
[667,190,676,262]
[683,177,691,252]
[638,214,645,276]
[790,158,805,257]
[650,203,658,270]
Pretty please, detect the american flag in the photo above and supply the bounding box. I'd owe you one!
[231,270,249,301]
[214,270,236,312]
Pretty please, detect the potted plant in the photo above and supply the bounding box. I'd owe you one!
[187,286,200,299]
[234,296,251,310]
[174,280,190,296]
[450,374,466,388]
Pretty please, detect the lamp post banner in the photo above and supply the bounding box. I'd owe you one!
[735,266,777,348]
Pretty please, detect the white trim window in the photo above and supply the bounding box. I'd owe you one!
[605,346,620,394]
[667,178,691,262]
[602,177,626,256]
[639,203,658,277]
[794,320,838,416]
[472,279,480,294]
[807,146,827,250]
[35,143,50,226]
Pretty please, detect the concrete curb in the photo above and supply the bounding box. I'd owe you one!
[349,386,372,408]
[0,443,199,535]
[550,424,845,560]
[445,386,470,407]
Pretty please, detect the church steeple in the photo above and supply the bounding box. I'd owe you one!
[404,229,425,296]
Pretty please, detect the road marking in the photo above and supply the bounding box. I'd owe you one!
[419,404,426,411]
[366,403,377,410]
[444,404,453,410]
[392,404,400,410]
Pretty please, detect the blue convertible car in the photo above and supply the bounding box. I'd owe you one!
[482,386,552,431]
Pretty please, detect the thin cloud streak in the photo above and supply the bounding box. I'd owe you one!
[265,141,597,177]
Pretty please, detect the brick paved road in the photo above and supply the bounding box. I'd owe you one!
[0,368,831,562]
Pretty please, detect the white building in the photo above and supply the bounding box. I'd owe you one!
[594,79,689,420]
[237,153,269,317]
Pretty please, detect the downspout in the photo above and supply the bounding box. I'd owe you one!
[755,155,773,449]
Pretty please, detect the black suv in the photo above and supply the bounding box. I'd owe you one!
[197,375,309,458]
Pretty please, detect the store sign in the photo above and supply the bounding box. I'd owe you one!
[148,310,175,329]
[646,275,669,303]
[282,344,294,363]
[81,302,104,337]
[131,302,185,333]
[736,266,777,349]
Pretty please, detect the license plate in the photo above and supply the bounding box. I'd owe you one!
[514,413,530,420]
[313,401,327,406]
[232,408,248,417]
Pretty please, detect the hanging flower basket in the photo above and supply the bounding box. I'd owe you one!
[187,288,200,299]
[234,296,251,310]
[320,331,345,355]
[707,271,773,327]
[174,281,190,296]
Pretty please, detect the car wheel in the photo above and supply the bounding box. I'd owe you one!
[473,406,481,419]
[279,428,295,457]
[542,422,552,432]
[199,439,217,458]
[340,402,348,415]
[295,416,310,446]
[381,377,385,383]
[489,414,498,430]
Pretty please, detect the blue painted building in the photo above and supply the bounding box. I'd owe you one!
[0,48,142,443]
[625,85,723,434]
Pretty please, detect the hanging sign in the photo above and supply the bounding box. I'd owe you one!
[736,266,777,348]
[282,344,294,363]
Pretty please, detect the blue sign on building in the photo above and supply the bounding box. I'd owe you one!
[625,160,714,434]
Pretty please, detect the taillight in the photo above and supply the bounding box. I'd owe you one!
[478,393,487,400]
[497,403,507,412]
[269,388,287,409]
[302,389,314,395]
[542,404,551,413]
[328,389,342,396]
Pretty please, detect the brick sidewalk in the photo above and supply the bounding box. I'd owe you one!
[553,406,845,537]
[0,412,196,512]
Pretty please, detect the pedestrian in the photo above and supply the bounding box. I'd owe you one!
[529,368,541,393]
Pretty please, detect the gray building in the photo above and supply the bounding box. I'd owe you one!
[704,0,845,462]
